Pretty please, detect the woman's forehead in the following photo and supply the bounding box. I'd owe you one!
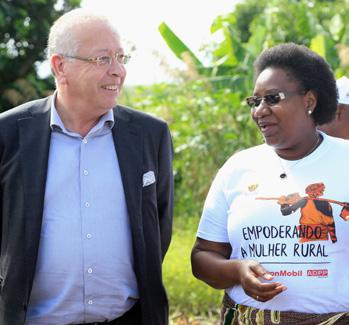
[254,67,299,91]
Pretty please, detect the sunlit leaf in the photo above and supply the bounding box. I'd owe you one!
[310,34,326,58]
[158,22,203,69]
[329,14,344,42]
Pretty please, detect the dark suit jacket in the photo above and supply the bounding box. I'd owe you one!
[0,96,173,325]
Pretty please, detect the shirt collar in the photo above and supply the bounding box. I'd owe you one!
[50,91,115,136]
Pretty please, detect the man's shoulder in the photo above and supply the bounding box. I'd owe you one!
[0,97,51,122]
[114,104,168,128]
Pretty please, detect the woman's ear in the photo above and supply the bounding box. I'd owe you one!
[304,90,317,113]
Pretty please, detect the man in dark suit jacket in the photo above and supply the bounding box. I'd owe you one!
[0,8,173,325]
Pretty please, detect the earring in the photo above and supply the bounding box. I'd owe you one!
[308,109,312,115]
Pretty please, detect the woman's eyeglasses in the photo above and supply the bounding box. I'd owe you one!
[245,91,305,108]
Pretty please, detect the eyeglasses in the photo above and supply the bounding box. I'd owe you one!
[245,91,305,108]
[62,52,131,66]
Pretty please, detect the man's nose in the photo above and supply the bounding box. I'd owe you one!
[108,59,126,77]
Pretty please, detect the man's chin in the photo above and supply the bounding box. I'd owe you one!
[101,98,119,109]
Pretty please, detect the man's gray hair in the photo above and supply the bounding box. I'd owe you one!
[47,8,120,59]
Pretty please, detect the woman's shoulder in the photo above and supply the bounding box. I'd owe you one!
[222,143,269,168]
[321,131,349,150]
[216,143,270,183]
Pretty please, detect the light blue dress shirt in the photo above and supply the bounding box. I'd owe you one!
[25,96,139,325]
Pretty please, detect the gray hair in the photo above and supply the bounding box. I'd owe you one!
[47,8,120,59]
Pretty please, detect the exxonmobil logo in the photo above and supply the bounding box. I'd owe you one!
[269,270,302,277]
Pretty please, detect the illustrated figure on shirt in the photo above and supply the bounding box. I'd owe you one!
[276,183,349,243]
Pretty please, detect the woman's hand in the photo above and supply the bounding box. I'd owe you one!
[236,259,287,302]
[191,238,287,302]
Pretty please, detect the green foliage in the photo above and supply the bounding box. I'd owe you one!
[163,218,221,318]
[158,22,204,70]
[122,82,260,218]
[137,0,349,219]
[206,0,349,78]
[161,0,349,84]
[0,0,81,112]
[125,1,349,219]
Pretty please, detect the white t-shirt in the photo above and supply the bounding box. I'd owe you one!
[197,133,349,313]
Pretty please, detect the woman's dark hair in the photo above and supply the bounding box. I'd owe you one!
[254,43,338,125]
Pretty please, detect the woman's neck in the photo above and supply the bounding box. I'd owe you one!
[275,132,322,160]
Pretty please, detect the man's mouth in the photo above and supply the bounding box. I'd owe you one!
[101,85,119,91]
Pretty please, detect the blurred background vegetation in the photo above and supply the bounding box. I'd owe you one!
[0,0,80,110]
[1,0,348,323]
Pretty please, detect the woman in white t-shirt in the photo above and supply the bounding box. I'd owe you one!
[191,43,349,324]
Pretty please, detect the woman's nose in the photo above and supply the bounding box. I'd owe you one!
[252,100,271,117]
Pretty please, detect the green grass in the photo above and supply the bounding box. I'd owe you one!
[163,217,222,319]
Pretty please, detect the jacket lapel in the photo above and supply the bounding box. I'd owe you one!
[112,107,144,242]
[18,99,51,300]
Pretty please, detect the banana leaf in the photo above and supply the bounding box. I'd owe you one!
[158,22,204,70]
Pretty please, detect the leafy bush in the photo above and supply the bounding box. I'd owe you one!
[122,81,261,218]
[0,0,81,112]
[124,0,349,218]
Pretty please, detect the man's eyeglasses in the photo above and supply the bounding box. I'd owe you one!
[245,91,304,108]
[62,52,131,66]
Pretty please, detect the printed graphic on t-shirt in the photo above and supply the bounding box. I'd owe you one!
[239,182,349,267]
[255,182,349,243]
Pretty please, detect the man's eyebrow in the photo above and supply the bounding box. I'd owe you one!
[93,48,125,54]
[93,49,110,54]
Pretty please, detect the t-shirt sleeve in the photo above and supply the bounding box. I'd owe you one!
[197,167,230,243]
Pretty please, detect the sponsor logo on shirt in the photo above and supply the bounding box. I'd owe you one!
[269,270,303,277]
[307,269,328,277]
[269,269,329,277]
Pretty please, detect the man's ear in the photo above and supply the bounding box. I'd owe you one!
[50,54,68,85]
